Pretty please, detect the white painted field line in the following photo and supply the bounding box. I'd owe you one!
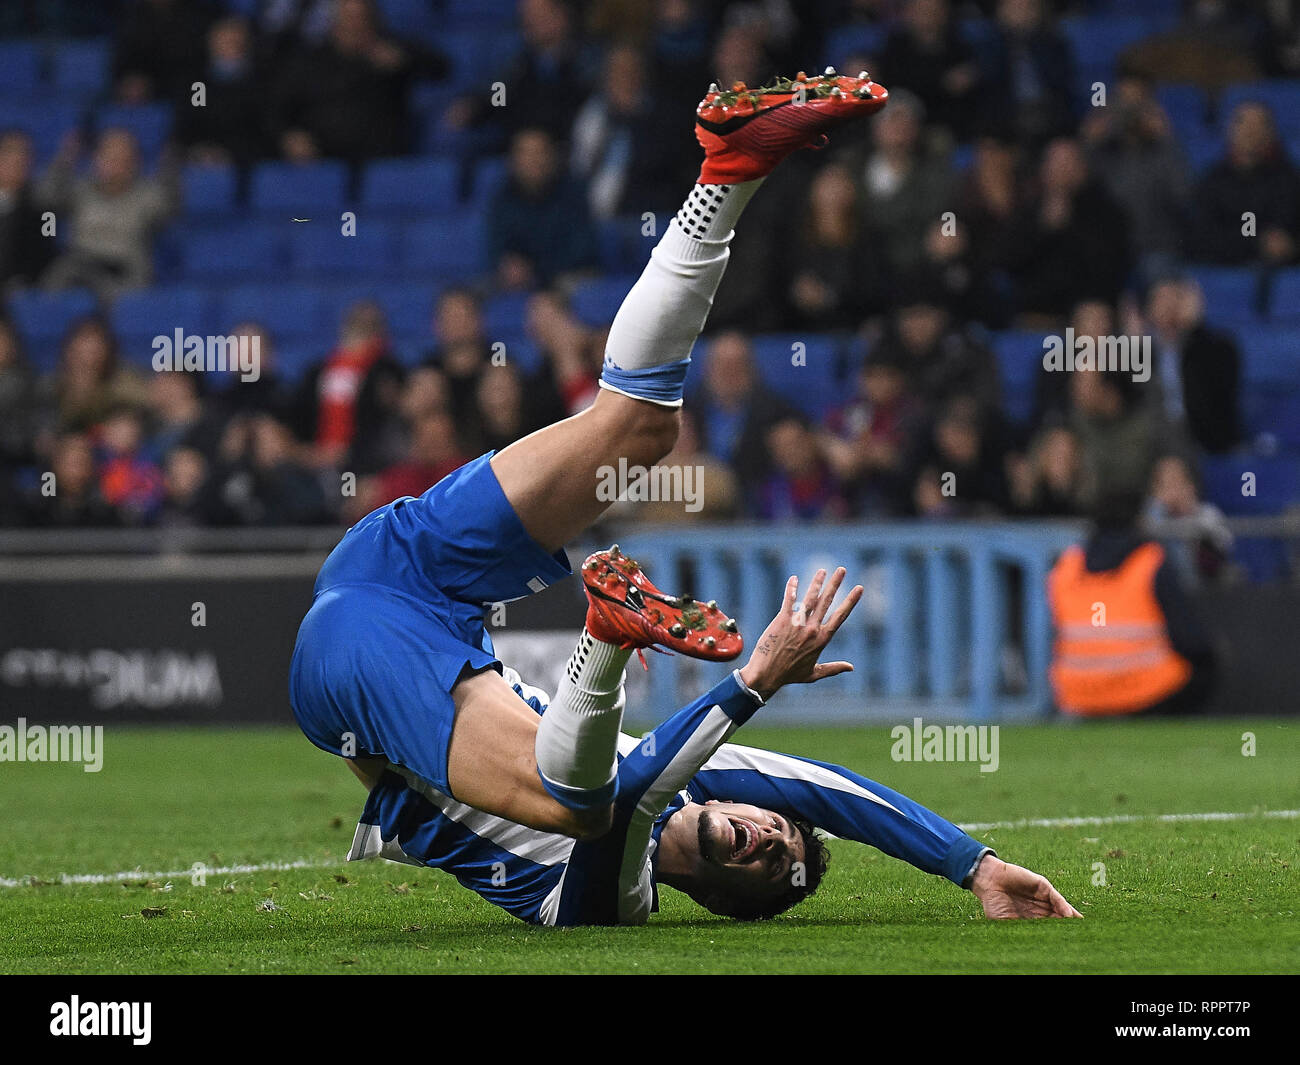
[3,809,1297,888]
[0,857,341,889]
[958,809,1299,833]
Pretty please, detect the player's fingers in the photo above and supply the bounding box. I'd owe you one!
[780,574,798,616]
[813,567,846,624]
[800,568,826,619]
[824,584,864,633]
[810,661,853,682]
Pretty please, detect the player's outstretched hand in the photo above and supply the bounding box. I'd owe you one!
[738,568,863,701]
[971,855,1083,919]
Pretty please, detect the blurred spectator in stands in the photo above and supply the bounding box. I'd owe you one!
[630,407,740,523]
[955,136,1024,287]
[1136,275,1242,454]
[36,316,149,435]
[879,0,980,140]
[911,396,1010,518]
[710,21,774,96]
[370,410,470,507]
[247,413,332,524]
[39,129,177,300]
[869,281,1001,415]
[1144,453,1233,586]
[474,363,532,453]
[443,0,593,144]
[821,349,923,517]
[23,432,119,527]
[424,288,492,423]
[779,163,886,331]
[755,416,846,522]
[257,0,337,64]
[571,44,680,221]
[95,405,165,525]
[113,0,217,104]
[272,0,437,162]
[1008,423,1084,517]
[1069,366,1163,510]
[218,322,293,421]
[174,16,272,167]
[0,318,33,523]
[145,371,225,462]
[0,131,55,291]
[157,445,231,528]
[911,213,1008,328]
[689,330,799,496]
[1007,137,1130,322]
[487,127,599,289]
[525,289,597,417]
[843,89,956,277]
[980,0,1077,145]
[1192,101,1299,266]
[1048,486,1216,718]
[294,299,404,472]
[1034,298,1115,428]
[1081,75,1190,285]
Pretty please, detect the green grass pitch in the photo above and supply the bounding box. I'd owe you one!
[1,720,1296,974]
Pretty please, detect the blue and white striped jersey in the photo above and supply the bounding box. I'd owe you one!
[346,667,990,926]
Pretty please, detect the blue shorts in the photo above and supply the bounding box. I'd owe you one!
[289,453,571,795]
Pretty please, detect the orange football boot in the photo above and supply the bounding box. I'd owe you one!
[581,545,743,663]
[695,69,888,185]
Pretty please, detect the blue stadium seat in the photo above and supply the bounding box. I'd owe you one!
[180,223,286,280]
[375,0,439,44]
[1219,81,1300,133]
[111,285,216,342]
[361,157,461,212]
[445,0,516,28]
[992,331,1047,425]
[215,282,329,339]
[1200,453,1300,515]
[0,41,42,94]
[50,39,111,98]
[1186,266,1263,325]
[481,291,530,340]
[1180,130,1223,174]
[95,103,173,164]
[823,25,889,69]
[467,155,506,209]
[7,288,97,343]
[398,213,486,277]
[1058,15,1171,75]
[1242,387,1300,448]
[596,213,661,274]
[748,334,841,420]
[268,338,325,381]
[570,275,636,328]
[249,160,349,215]
[373,281,437,337]
[0,99,83,165]
[1234,323,1300,387]
[1268,267,1300,321]
[494,333,544,375]
[181,163,239,218]
[287,220,398,277]
[1155,84,1208,142]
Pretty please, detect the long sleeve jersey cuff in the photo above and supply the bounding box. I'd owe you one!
[714,670,764,725]
[953,842,996,888]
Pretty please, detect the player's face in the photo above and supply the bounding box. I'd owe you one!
[691,801,806,909]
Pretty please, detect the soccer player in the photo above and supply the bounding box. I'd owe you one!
[346,558,1082,925]
[290,72,894,840]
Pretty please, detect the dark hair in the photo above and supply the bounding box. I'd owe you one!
[724,816,830,921]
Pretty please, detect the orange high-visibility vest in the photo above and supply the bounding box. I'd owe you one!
[1047,542,1193,716]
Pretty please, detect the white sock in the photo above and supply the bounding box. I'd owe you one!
[534,630,632,800]
[601,179,764,376]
